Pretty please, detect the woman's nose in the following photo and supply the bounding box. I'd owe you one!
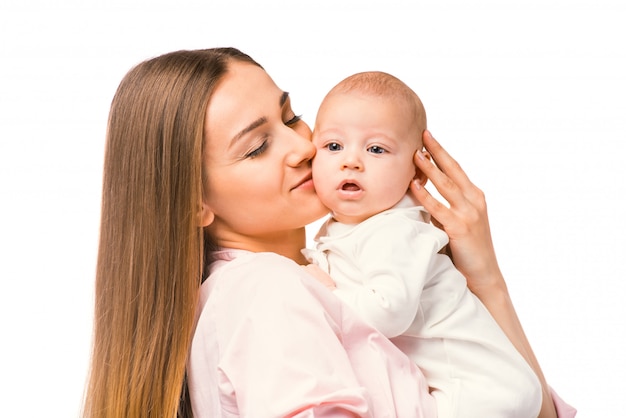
[286,128,316,167]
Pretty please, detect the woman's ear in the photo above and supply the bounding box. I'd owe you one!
[200,202,215,227]
[413,150,432,186]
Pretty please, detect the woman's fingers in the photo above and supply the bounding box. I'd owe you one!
[426,132,485,202]
[422,131,467,187]
[409,174,454,228]
[411,130,500,285]
[412,134,463,226]
[416,132,486,213]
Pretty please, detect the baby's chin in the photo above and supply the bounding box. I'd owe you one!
[331,211,372,225]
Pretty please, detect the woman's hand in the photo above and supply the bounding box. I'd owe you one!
[411,131,559,417]
[410,130,503,296]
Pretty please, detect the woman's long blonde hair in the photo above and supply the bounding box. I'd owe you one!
[83,48,260,418]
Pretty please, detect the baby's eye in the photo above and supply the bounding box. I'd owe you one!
[367,145,386,154]
[326,142,343,152]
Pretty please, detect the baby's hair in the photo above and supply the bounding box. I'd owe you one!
[326,71,427,133]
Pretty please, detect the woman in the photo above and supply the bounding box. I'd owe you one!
[83,48,574,417]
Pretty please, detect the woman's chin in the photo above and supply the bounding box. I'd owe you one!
[306,206,331,226]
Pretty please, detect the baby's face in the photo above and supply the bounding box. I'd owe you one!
[312,92,421,224]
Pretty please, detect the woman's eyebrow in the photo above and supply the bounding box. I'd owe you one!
[230,117,267,148]
[229,92,289,148]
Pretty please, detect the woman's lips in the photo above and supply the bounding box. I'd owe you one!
[291,173,314,191]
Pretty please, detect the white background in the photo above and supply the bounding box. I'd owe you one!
[1,1,624,416]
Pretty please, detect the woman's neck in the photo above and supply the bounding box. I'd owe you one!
[215,227,309,265]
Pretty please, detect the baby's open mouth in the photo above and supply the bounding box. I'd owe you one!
[341,183,361,191]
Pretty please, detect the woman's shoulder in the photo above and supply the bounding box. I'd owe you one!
[207,250,326,302]
[200,249,343,339]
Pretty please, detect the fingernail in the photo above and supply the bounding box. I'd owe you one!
[413,179,422,190]
[416,150,425,161]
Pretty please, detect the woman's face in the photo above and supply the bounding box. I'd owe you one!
[202,61,328,247]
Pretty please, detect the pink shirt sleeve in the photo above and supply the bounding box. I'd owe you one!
[551,388,577,417]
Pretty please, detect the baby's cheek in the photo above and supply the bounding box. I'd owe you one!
[311,155,327,177]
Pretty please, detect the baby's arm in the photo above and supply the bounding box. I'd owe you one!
[333,219,447,338]
[303,263,337,290]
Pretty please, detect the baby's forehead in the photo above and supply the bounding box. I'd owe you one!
[322,90,414,116]
[319,92,424,144]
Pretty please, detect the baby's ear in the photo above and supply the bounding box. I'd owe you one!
[413,150,431,186]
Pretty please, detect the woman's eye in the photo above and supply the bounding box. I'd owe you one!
[368,146,386,154]
[326,142,343,152]
[246,139,269,159]
[284,114,302,126]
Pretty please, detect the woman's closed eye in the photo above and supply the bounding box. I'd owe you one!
[245,135,269,159]
[245,114,301,159]
[284,114,302,126]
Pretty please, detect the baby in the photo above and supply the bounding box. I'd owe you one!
[304,71,542,418]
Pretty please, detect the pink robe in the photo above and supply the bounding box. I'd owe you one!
[187,250,575,417]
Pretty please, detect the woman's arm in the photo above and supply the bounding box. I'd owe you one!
[410,130,561,418]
